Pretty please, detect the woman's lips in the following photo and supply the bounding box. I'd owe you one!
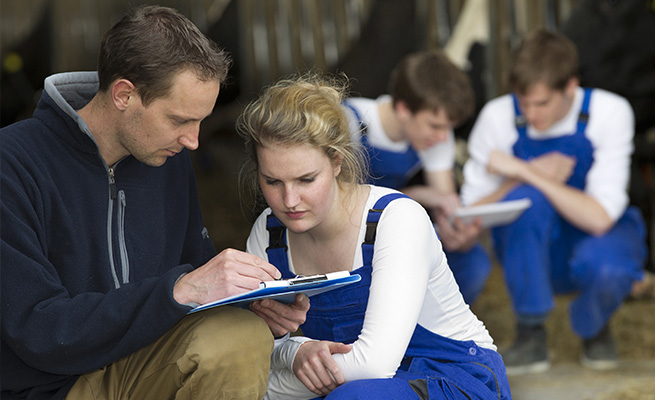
[285,211,306,219]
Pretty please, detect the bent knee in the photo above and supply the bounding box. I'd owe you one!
[188,307,273,368]
[173,308,271,397]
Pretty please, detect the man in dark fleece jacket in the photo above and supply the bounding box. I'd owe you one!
[0,5,309,400]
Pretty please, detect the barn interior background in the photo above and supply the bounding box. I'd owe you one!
[2,1,654,398]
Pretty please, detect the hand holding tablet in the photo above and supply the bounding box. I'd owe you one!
[451,198,532,228]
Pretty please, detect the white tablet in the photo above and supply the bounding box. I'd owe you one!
[452,198,532,228]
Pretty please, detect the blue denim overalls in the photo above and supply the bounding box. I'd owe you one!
[343,101,421,189]
[491,89,647,338]
[266,193,511,399]
[342,101,491,305]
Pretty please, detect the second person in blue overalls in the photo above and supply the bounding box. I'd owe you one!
[461,29,647,376]
[342,50,491,305]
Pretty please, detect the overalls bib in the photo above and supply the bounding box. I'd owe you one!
[343,101,421,190]
[266,193,511,399]
[491,89,647,338]
[342,101,492,304]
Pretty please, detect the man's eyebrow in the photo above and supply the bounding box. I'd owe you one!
[169,111,212,123]
[169,115,194,123]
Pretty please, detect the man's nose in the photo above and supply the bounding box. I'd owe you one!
[178,125,200,150]
[433,128,449,142]
[523,106,539,124]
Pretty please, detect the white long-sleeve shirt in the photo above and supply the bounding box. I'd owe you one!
[343,96,456,172]
[461,87,634,222]
[247,185,495,400]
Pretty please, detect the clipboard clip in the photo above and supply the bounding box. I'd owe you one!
[287,274,329,285]
[259,271,350,288]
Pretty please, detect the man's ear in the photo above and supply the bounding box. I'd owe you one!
[564,77,579,97]
[394,100,413,121]
[111,79,136,111]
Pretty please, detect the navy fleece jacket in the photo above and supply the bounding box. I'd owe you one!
[1,72,217,399]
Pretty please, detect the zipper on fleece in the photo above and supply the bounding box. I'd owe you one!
[107,167,130,287]
[109,167,118,200]
[117,190,129,284]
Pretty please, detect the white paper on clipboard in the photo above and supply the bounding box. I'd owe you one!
[188,271,360,313]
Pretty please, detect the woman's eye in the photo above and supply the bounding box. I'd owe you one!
[300,177,315,184]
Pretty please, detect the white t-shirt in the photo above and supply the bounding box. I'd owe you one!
[343,96,456,173]
[461,87,634,222]
[247,185,495,400]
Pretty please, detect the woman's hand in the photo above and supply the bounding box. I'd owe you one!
[292,340,352,396]
[250,294,310,337]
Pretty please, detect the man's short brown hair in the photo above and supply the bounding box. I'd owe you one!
[509,29,579,95]
[98,5,231,106]
[388,50,474,125]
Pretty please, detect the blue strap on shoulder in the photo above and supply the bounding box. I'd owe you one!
[265,214,294,278]
[343,100,368,135]
[265,192,410,274]
[576,88,593,134]
[513,88,593,136]
[361,193,411,267]
[512,94,528,138]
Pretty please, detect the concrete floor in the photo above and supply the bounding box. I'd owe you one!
[508,360,655,400]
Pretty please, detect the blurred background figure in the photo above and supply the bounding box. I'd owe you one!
[342,50,492,305]
[461,28,647,375]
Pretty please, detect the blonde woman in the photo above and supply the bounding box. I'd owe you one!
[239,73,511,400]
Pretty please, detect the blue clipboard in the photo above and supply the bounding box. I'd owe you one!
[188,271,360,313]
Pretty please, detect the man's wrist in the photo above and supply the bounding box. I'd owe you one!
[173,274,198,306]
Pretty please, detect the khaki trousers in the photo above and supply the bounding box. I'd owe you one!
[65,306,273,400]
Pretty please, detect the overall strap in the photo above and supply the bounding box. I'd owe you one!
[512,94,528,138]
[265,214,292,277]
[576,88,593,134]
[513,88,593,137]
[266,192,410,275]
[361,193,411,267]
[343,100,368,136]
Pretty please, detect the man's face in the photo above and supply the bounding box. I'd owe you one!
[516,80,575,132]
[399,106,454,151]
[118,70,220,167]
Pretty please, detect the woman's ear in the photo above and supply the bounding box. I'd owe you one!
[332,153,343,178]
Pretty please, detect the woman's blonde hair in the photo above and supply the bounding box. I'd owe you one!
[237,72,368,210]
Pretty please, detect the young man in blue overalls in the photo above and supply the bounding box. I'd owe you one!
[342,50,491,305]
[461,29,647,375]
